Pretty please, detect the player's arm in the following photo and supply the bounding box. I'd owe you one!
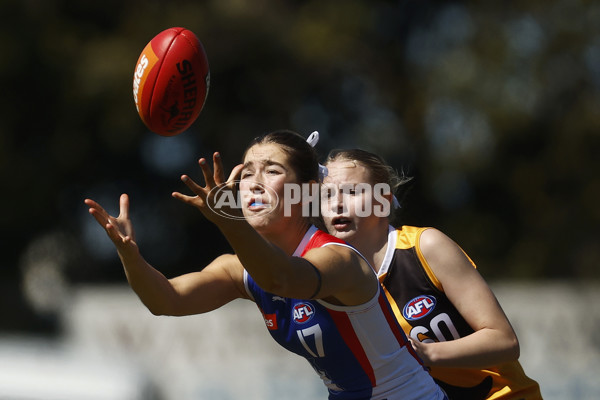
[238,241,378,306]
[412,228,520,368]
[159,254,248,316]
[210,218,378,305]
[85,195,248,317]
[172,153,378,305]
[114,250,246,317]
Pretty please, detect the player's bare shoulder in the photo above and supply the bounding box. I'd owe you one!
[419,228,478,282]
[419,228,461,260]
[304,243,366,272]
[304,244,377,303]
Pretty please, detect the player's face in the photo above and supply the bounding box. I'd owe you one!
[239,143,301,232]
[321,160,389,243]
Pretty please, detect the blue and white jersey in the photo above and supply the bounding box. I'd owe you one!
[244,226,447,400]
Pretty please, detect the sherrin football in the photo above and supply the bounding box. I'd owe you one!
[132,27,210,136]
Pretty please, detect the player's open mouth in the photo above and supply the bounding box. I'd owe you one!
[332,217,352,230]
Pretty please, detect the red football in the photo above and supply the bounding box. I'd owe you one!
[132,27,210,136]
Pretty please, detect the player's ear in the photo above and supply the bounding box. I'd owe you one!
[373,185,394,218]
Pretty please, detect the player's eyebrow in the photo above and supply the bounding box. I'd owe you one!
[242,159,287,170]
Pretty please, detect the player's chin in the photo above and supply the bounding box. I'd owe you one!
[326,224,355,239]
[244,212,274,230]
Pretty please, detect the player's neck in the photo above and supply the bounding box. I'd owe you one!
[353,221,390,273]
[261,218,312,256]
[370,232,390,274]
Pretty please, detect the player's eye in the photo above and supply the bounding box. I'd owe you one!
[321,187,335,199]
[340,185,357,196]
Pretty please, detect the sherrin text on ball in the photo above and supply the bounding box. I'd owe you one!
[133,27,210,136]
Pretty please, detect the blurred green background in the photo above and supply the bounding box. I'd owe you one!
[1,0,599,334]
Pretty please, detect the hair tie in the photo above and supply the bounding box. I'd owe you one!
[306,131,319,147]
[392,195,401,209]
[306,131,328,181]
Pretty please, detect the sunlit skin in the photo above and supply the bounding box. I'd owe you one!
[239,143,307,244]
[321,159,521,369]
[321,160,391,273]
[83,146,378,318]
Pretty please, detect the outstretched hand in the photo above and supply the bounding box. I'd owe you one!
[84,194,139,258]
[172,152,244,224]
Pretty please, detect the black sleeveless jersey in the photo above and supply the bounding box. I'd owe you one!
[378,226,542,400]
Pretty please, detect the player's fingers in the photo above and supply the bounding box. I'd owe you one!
[88,207,109,228]
[84,198,109,220]
[83,198,97,208]
[104,220,122,241]
[85,199,115,228]
[179,175,206,197]
[228,163,244,183]
[172,191,205,207]
[213,152,225,185]
[105,221,133,247]
[198,158,216,188]
[119,194,130,219]
[408,338,418,351]
[223,163,244,194]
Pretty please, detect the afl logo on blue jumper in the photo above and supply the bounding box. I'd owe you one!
[293,303,315,324]
[403,295,436,321]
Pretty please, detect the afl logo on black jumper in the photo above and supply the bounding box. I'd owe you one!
[403,295,436,321]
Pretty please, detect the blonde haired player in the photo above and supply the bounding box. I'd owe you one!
[321,148,542,400]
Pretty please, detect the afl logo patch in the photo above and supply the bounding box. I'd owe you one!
[403,295,436,321]
[293,303,315,324]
